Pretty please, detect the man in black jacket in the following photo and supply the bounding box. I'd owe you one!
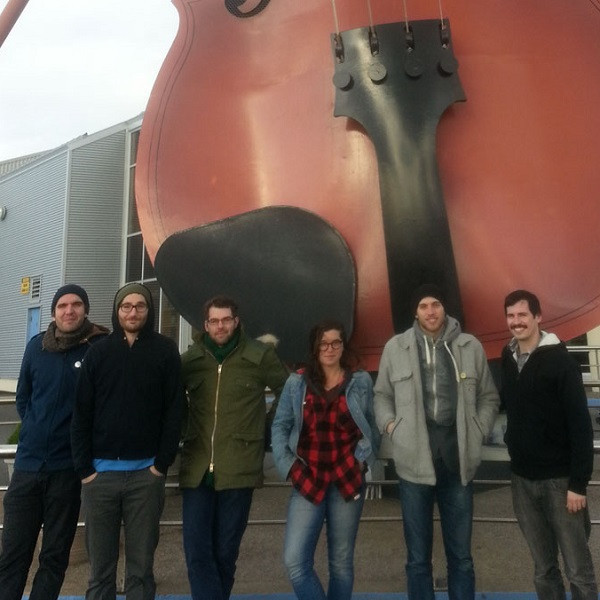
[0,284,108,600]
[501,289,597,600]
[71,282,184,600]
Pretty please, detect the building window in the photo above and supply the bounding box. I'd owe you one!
[124,128,183,346]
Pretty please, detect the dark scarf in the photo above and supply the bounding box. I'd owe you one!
[42,318,96,352]
[202,327,241,363]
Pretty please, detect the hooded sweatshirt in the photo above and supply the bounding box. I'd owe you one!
[71,288,184,479]
[501,331,593,494]
[414,319,461,472]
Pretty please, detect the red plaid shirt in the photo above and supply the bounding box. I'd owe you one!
[289,375,364,504]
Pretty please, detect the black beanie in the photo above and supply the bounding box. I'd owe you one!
[411,284,445,315]
[51,284,90,315]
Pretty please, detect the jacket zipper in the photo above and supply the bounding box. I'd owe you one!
[209,362,222,474]
[432,341,438,420]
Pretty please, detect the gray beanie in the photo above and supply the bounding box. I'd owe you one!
[114,283,152,312]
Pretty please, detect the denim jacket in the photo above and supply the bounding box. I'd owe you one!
[271,370,380,481]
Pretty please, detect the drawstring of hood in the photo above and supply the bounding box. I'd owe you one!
[414,316,462,427]
[423,334,432,366]
[415,315,461,384]
[420,335,460,382]
[443,340,460,383]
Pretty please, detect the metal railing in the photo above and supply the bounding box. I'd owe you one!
[2,344,600,529]
[2,449,600,527]
[567,345,600,388]
[0,395,19,430]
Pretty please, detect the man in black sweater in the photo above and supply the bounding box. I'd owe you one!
[501,289,597,600]
[72,282,184,600]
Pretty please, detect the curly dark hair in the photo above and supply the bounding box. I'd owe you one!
[304,319,359,387]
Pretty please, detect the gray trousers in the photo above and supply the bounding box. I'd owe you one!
[512,473,597,600]
[82,469,166,600]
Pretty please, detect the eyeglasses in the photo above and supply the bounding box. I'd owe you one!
[119,302,148,313]
[206,316,235,326]
[318,340,343,351]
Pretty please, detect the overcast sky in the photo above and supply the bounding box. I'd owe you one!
[0,0,179,161]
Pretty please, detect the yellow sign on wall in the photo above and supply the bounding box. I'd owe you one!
[20,277,30,295]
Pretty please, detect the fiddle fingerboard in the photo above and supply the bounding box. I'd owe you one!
[332,19,466,332]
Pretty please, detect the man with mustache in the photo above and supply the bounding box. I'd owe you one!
[501,289,597,599]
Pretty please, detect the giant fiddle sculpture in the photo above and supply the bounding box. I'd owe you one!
[136,0,600,368]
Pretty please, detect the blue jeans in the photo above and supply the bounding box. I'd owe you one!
[283,485,365,600]
[398,459,475,600]
[182,483,254,600]
[0,469,80,600]
[512,474,597,600]
[81,469,166,600]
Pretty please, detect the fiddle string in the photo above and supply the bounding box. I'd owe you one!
[330,0,340,36]
[402,0,409,33]
[438,0,446,29]
[366,0,374,29]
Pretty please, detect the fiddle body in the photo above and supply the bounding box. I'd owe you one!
[136,0,600,366]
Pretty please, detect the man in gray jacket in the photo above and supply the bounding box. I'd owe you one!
[374,284,499,600]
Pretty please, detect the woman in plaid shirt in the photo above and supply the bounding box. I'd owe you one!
[272,319,380,600]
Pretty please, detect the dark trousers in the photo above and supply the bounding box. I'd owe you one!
[0,468,81,600]
[81,469,166,600]
[182,483,254,600]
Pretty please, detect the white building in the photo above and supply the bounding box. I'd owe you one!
[0,114,188,386]
[1,114,599,389]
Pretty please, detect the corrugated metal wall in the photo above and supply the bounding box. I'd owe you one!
[0,128,127,379]
[0,150,53,177]
[65,131,125,330]
[0,152,69,376]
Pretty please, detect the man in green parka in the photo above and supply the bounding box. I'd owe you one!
[180,295,288,600]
